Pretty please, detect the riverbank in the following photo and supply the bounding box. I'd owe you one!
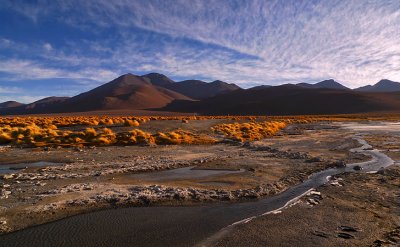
[212,165,400,247]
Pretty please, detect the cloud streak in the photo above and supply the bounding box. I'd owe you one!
[1,0,400,102]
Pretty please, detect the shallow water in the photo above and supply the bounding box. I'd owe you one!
[0,162,62,175]
[341,122,400,132]
[130,166,246,182]
[0,137,394,247]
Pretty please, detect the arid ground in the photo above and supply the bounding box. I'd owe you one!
[0,116,399,246]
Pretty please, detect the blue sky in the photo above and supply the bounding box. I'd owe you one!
[1,0,400,103]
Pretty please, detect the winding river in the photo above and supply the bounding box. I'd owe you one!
[0,135,395,247]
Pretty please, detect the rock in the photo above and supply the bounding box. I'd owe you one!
[337,232,355,239]
[313,230,330,238]
[2,174,15,180]
[372,239,388,246]
[332,160,346,168]
[306,157,323,163]
[330,181,343,187]
[307,198,319,205]
[353,165,363,171]
[309,191,321,196]
[181,119,189,124]
[0,190,11,199]
[377,167,385,175]
[339,226,359,232]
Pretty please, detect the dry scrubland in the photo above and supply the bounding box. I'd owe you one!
[0,116,291,147]
[1,114,399,148]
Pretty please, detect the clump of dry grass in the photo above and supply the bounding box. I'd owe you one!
[212,121,286,142]
[154,130,215,145]
[2,114,399,147]
[124,119,140,127]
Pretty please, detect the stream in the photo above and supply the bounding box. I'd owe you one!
[0,136,395,247]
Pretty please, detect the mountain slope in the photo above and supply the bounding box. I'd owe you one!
[58,73,192,112]
[141,73,175,86]
[356,79,400,92]
[297,79,349,90]
[164,79,241,99]
[163,85,400,115]
[0,74,192,114]
[0,101,24,108]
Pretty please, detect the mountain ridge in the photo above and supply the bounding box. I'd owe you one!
[355,79,400,92]
[1,73,400,115]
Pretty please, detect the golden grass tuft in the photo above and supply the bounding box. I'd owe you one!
[212,121,286,142]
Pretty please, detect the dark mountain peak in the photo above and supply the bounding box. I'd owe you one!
[210,80,241,89]
[248,85,272,90]
[33,96,70,104]
[315,79,348,89]
[0,101,24,108]
[211,80,225,84]
[113,73,142,84]
[141,73,175,86]
[297,79,348,90]
[356,79,400,92]
[162,79,240,99]
[178,80,206,85]
[97,73,149,92]
[376,79,398,86]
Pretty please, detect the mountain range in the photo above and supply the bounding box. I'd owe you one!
[1,73,400,115]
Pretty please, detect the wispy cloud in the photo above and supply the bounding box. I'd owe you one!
[1,0,400,95]
[0,86,21,94]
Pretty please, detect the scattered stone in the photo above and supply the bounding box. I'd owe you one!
[2,174,15,180]
[0,190,11,199]
[377,167,385,175]
[309,191,321,196]
[330,181,343,187]
[306,157,323,163]
[339,226,359,232]
[332,160,346,168]
[372,239,389,246]
[312,230,330,238]
[307,198,319,205]
[337,232,355,239]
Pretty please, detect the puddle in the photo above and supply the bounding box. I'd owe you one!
[340,122,400,132]
[130,166,246,182]
[0,162,62,175]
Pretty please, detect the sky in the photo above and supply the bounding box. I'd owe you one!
[1,0,400,103]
